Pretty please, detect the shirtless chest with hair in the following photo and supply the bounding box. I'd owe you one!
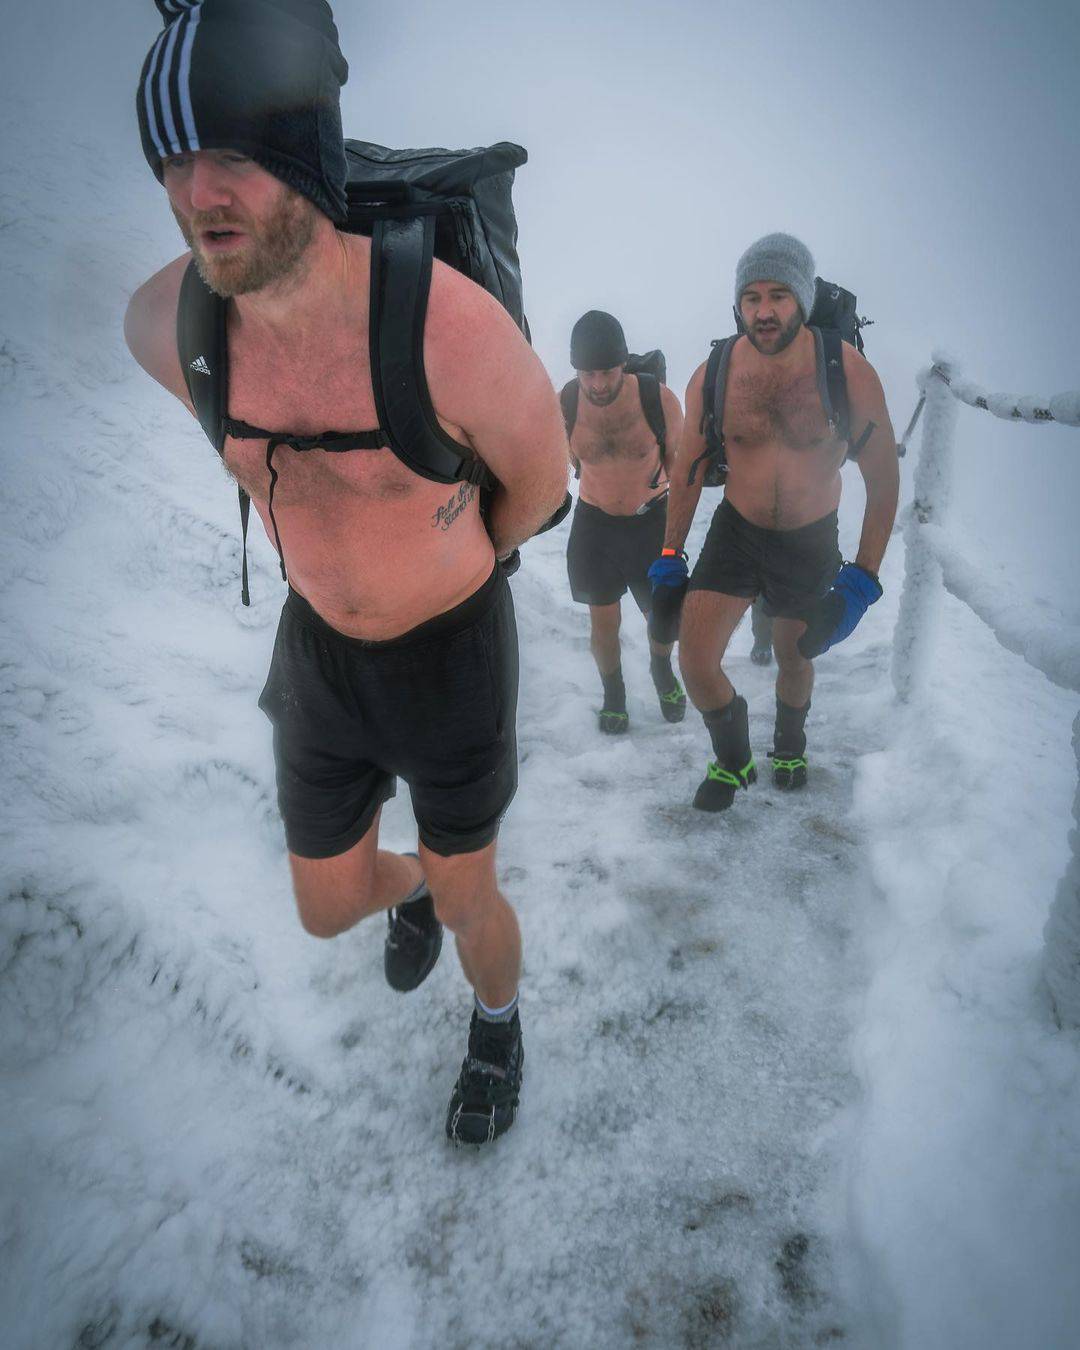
[722,338,846,530]
[571,375,666,515]
[204,235,493,637]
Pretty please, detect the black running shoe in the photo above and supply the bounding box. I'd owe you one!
[692,756,757,812]
[657,679,687,724]
[446,1010,524,1145]
[769,750,808,790]
[750,642,773,666]
[384,891,442,993]
[598,708,630,735]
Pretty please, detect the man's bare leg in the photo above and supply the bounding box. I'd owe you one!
[423,837,525,1144]
[288,808,423,938]
[679,590,757,810]
[771,617,814,707]
[678,590,752,711]
[589,602,629,733]
[750,596,774,665]
[769,617,814,789]
[421,839,520,1010]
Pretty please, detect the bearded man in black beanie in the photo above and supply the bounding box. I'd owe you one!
[563,311,687,734]
[125,0,569,1144]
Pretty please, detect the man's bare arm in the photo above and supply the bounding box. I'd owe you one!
[663,363,708,552]
[425,267,569,555]
[845,349,899,576]
[658,384,685,490]
[123,255,195,411]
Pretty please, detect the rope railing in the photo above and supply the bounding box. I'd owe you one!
[931,367,1080,426]
[896,366,1080,457]
[891,352,1080,1029]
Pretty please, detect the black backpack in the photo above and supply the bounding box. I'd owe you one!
[560,351,669,491]
[691,277,873,487]
[177,140,532,603]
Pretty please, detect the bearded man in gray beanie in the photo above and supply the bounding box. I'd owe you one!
[124,0,569,1143]
[649,232,899,811]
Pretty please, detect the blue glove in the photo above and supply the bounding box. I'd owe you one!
[797,562,883,659]
[647,552,689,644]
[647,554,689,589]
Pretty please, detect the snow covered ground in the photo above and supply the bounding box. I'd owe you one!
[3,34,1080,1350]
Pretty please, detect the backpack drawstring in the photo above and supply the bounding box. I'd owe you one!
[265,436,289,581]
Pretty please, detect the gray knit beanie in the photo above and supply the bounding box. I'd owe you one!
[735,233,816,321]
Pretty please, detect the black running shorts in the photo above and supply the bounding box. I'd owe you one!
[258,566,518,859]
[566,494,667,611]
[688,498,842,618]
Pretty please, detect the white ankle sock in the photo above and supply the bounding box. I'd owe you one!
[475,992,519,1024]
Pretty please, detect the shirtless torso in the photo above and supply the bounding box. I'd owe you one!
[666,320,895,571]
[720,329,846,530]
[571,374,683,516]
[128,232,568,640]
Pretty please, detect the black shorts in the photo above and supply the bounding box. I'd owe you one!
[566,494,667,611]
[688,498,842,618]
[258,566,518,859]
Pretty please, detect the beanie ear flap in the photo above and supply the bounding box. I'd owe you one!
[153,0,202,20]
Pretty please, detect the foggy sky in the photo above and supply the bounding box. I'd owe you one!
[4,0,1078,610]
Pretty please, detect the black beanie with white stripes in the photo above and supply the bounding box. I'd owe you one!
[137,0,349,222]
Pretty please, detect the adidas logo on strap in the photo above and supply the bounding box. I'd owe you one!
[189,355,211,376]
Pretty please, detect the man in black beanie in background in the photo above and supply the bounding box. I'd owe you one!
[563,311,687,734]
[124,0,569,1144]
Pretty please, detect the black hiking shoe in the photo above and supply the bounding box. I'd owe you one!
[770,750,808,790]
[384,890,442,993]
[599,708,630,735]
[657,679,687,724]
[692,756,757,812]
[446,1010,524,1145]
[750,641,773,666]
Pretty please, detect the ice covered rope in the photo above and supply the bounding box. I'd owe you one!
[925,362,1080,427]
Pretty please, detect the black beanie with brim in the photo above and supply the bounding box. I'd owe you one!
[570,310,629,371]
[137,0,349,222]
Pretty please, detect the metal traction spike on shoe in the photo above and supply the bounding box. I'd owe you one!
[446,1011,523,1146]
[769,751,808,790]
[705,757,756,789]
[598,709,630,735]
[692,755,757,812]
[658,680,687,724]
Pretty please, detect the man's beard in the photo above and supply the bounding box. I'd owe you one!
[582,373,625,406]
[174,186,317,298]
[746,309,803,355]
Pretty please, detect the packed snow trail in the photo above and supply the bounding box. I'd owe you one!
[0,126,889,1349]
[4,121,1079,1350]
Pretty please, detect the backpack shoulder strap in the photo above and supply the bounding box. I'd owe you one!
[177,262,252,605]
[636,372,667,488]
[560,380,580,439]
[813,326,850,445]
[636,372,666,457]
[560,380,582,480]
[813,326,875,458]
[689,336,736,485]
[369,216,495,491]
[177,261,228,454]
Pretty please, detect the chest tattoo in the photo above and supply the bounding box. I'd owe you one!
[431,482,477,531]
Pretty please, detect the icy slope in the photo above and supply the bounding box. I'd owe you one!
[3,108,1079,1350]
[0,126,884,1350]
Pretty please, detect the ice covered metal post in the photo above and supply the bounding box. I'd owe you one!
[1044,714,1080,1027]
[890,354,959,701]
